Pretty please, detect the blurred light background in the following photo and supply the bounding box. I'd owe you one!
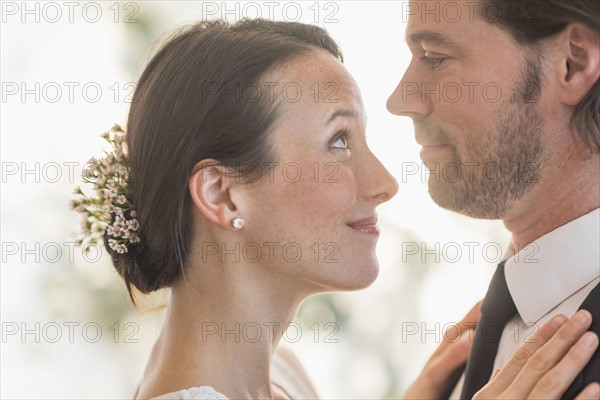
[1,1,510,398]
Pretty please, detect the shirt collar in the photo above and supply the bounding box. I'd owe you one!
[504,208,600,325]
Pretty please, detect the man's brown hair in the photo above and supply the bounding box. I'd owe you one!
[480,0,599,152]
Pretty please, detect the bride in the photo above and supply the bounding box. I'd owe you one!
[73,19,599,399]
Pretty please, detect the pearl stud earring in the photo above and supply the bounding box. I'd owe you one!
[232,217,244,230]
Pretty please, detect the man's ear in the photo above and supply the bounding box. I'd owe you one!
[557,23,600,106]
[189,159,240,230]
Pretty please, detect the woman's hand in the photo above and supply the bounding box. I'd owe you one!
[476,310,599,399]
[402,301,482,399]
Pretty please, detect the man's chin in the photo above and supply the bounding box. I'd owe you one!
[427,179,504,220]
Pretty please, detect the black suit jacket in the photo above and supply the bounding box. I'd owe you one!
[563,283,599,399]
[440,284,600,400]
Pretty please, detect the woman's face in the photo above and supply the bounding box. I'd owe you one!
[237,49,398,292]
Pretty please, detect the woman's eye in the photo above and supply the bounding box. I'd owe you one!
[330,134,349,149]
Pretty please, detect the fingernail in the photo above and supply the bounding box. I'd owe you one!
[552,314,567,328]
[582,332,598,348]
[574,310,591,325]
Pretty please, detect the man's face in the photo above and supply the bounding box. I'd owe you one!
[387,0,550,219]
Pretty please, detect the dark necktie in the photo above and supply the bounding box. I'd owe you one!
[461,262,517,399]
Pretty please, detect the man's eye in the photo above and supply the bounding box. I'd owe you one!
[420,52,446,68]
[330,132,349,149]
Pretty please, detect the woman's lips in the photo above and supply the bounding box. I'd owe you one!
[347,217,380,236]
[349,224,380,235]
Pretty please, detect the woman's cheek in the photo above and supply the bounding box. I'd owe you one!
[251,162,356,226]
[305,165,356,220]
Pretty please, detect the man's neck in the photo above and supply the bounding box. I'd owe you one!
[502,156,599,260]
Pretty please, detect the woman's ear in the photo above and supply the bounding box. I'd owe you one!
[556,23,600,106]
[189,159,240,230]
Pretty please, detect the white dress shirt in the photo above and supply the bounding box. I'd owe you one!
[451,208,600,398]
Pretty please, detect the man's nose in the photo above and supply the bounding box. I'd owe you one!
[386,64,433,119]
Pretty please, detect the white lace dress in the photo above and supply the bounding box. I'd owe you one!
[153,386,229,400]
[142,346,317,400]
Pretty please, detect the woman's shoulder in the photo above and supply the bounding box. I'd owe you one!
[152,386,229,400]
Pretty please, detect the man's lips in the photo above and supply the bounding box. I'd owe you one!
[347,217,380,235]
[420,144,452,162]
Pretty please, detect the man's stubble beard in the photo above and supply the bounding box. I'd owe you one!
[428,57,547,219]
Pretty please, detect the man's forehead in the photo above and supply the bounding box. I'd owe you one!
[404,0,483,44]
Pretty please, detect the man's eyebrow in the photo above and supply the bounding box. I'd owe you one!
[407,30,463,49]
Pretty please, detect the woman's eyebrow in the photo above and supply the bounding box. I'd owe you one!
[327,108,357,124]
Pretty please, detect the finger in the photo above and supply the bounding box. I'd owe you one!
[402,336,473,400]
[483,314,568,392]
[423,333,473,388]
[527,332,598,399]
[574,383,600,400]
[506,310,593,397]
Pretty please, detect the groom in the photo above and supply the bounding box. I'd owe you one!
[387,0,599,398]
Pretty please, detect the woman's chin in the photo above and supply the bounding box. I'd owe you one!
[354,262,380,290]
[330,259,380,292]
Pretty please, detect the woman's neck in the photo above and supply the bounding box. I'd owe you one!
[145,260,304,399]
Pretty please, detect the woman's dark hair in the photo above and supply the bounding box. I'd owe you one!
[479,0,600,152]
[107,19,343,303]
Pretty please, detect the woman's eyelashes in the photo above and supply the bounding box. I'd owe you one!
[329,129,351,150]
